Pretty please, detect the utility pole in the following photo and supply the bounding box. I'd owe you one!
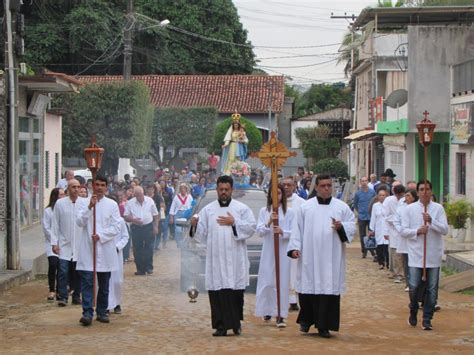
[267,80,273,141]
[123,0,133,80]
[5,0,20,269]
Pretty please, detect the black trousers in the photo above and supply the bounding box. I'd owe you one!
[297,294,341,331]
[47,255,59,292]
[358,219,375,256]
[131,223,154,273]
[208,289,244,331]
[377,244,389,267]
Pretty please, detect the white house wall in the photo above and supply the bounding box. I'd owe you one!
[43,113,62,208]
[291,120,318,148]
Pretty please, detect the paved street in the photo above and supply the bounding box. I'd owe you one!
[0,242,473,353]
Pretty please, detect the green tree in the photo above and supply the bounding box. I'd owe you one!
[4,0,255,75]
[209,116,263,155]
[61,80,154,174]
[295,83,352,117]
[294,126,340,163]
[153,107,217,159]
[313,158,348,179]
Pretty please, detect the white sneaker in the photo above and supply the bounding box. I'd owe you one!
[276,319,287,328]
[404,286,409,292]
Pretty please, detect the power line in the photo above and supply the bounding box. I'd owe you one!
[239,14,346,32]
[257,58,338,69]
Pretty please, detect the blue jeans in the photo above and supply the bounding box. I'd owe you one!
[156,216,169,249]
[408,267,439,321]
[79,271,111,318]
[58,259,80,302]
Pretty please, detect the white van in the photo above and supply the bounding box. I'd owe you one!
[73,169,93,182]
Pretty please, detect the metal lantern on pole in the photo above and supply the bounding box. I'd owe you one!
[416,111,436,282]
[83,135,104,306]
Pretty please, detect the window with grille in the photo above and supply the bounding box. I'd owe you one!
[390,151,403,166]
[456,153,466,195]
[45,151,50,189]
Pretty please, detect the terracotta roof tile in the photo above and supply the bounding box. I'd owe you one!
[78,75,285,113]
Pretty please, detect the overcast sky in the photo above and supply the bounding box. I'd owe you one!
[233,0,378,86]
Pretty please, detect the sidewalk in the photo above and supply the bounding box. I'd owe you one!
[0,223,46,294]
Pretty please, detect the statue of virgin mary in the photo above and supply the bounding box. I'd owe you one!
[220,113,248,175]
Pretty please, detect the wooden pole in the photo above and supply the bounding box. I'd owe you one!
[422,145,428,282]
[91,168,97,307]
[270,157,281,321]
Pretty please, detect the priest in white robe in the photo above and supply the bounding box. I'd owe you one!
[287,174,355,338]
[190,175,256,337]
[282,176,305,311]
[76,175,122,326]
[108,218,130,314]
[255,183,294,327]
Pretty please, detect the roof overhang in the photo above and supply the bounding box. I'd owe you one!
[344,129,379,141]
[19,72,83,93]
[354,6,474,30]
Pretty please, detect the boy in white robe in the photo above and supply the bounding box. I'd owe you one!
[108,218,130,314]
[287,174,355,339]
[282,176,305,311]
[190,175,256,337]
[255,183,294,327]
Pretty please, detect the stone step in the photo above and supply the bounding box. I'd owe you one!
[439,269,474,292]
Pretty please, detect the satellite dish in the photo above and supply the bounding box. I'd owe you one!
[384,89,408,108]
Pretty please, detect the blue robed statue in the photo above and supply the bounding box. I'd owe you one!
[220,113,248,175]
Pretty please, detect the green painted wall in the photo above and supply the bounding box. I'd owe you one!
[377,119,409,134]
[414,132,450,201]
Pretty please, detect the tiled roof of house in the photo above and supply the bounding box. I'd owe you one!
[78,75,285,113]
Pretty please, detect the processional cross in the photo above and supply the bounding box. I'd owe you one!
[251,131,296,320]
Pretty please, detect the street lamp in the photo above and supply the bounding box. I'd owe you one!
[416,111,436,281]
[83,135,104,305]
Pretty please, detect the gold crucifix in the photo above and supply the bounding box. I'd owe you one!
[251,131,296,320]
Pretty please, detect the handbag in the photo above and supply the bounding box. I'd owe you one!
[364,236,377,250]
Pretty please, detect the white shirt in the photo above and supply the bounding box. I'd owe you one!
[76,196,122,272]
[42,207,55,257]
[169,193,193,216]
[287,193,305,210]
[50,196,87,261]
[193,199,256,291]
[124,196,159,225]
[287,197,356,295]
[394,202,408,253]
[56,178,68,190]
[401,201,448,268]
[370,202,388,245]
[383,195,401,249]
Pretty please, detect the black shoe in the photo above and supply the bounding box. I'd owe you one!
[373,257,378,262]
[79,316,92,326]
[422,319,432,330]
[212,329,227,336]
[408,310,417,327]
[276,318,287,328]
[299,324,310,333]
[233,327,241,335]
[96,315,110,323]
[146,270,153,275]
[263,315,271,321]
[134,271,146,276]
[114,305,122,314]
[72,297,81,305]
[289,303,299,312]
[318,329,331,338]
[57,300,67,307]
[362,254,367,259]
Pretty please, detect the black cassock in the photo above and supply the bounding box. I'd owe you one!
[208,289,244,331]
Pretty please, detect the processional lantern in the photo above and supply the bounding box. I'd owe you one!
[84,135,104,174]
[416,111,436,147]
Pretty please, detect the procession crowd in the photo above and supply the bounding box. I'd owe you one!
[43,162,448,338]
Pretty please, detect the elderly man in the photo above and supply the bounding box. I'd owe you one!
[353,177,376,258]
[190,175,256,337]
[287,174,355,338]
[124,186,159,275]
[51,178,84,306]
[56,170,75,191]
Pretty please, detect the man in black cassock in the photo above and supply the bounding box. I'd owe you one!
[287,174,356,338]
[190,175,256,336]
